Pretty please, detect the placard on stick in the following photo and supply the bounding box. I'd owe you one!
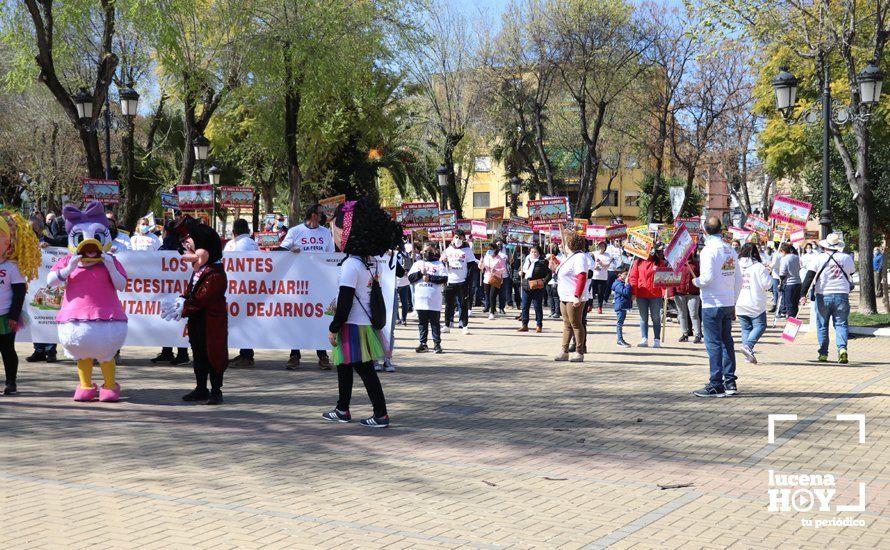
[624,231,654,260]
[401,202,440,228]
[769,196,812,227]
[781,317,803,342]
[82,179,120,205]
[527,197,570,225]
[663,225,695,271]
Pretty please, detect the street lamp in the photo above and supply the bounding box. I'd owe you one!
[73,88,94,120]
[436,164,449,210]
[193,134,210,164]
[208,165,221,186]
[118,85,140,117]
[857,61,884,106]
[772,59,884,238]
[509,176,521,217]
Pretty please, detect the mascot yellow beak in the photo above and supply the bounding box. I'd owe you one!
[70,238,110,263]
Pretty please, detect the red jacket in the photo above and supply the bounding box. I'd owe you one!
[182,263,229,373]
[673,260,700,296]
[629,257,664,299]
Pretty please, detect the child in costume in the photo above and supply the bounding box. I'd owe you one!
[0,210,41,395]
[47,201,128,402]
[323,199,402,428]
[161,216,228,405]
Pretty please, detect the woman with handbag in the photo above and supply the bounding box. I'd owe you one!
[481,242,507,320]
[518,245,551,333]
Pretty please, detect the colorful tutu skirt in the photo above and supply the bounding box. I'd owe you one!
[0,315,12,336]
[332,323,384,366]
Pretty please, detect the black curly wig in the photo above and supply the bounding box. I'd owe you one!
[333,199,403,257]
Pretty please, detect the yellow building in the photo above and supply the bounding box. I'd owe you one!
[459,154,647,226]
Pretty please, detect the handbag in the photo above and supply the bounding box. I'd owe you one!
[489,274,503,288]
[528,278,545,290]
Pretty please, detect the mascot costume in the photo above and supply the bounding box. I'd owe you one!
[161,216,228,405]
[0,210,41,395]
[48,201,128,402]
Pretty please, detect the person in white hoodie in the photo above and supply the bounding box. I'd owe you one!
[690,216,743,398]
[735,243,773,365]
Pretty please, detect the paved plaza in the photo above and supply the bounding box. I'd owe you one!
[0,306,888,549]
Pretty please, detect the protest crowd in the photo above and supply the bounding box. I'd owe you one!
[0,191,874,428]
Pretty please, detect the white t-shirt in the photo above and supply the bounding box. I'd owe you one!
[592,251,611,280]
[556,252,592,302]
[606,244,623,270]
[0,260,25,316]
[280,223,334,253]
[224,234,260,252]
[339,256,374,326]
[443,245,477,284]
[408,259,446,311]
[808,251,855,295]
[130,232,161,251]
[736,258,774,317]
[113,234,132,251]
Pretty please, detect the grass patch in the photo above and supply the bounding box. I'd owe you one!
[849,312,890,327]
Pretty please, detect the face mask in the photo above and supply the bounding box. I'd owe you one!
[140,225,151,234]
[453,238,463,247]
[424,252,437,261]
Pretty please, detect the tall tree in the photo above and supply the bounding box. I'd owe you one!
[3,0,119,178]
[703,0,890,314]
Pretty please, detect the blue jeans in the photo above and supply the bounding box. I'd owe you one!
[702,306,737,388]
[520,288,544,327]
[616,309,628,342]
[636,297,663,340]
[605,271,617,302]
[771,278,780,309]
[816,293,850,356]
[738,312,767,351]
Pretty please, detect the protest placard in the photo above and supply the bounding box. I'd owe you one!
[769,195,812,227]
[729,226,753,242]
[160,192,179,210]
[82,179,120,204]
[743,215,770,235]
[624,231,654,260]
[663,225,695,271]
[485,207,504,222]
[781,317,803,342]
[586,225,607,241]
[506,227,535,245]
[319,194,346,220]
[653,267,683,288]
[439,209,457,230]
[254,231,283,249]
[606,224,627,240]
[527,197,570,225]
[177,184,214,210]
[219,187,254,209]
[674,217,701,234]
[401,202,440,228]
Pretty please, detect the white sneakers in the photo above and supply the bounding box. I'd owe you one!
[653,339,662,348]
[441,325,450,333]
[740,344,757,364]
[462,326,471,335]
[554,353,569,362]
[488,313,495,320]
[638,339,649,348]
[569,354,584,363]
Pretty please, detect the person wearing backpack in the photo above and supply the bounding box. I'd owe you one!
[323,199,402,428]
[801,233,855,364]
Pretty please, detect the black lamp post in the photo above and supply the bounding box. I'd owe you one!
[193,134,210,225]
[509,176,521,217]
[436,164,449,210]
[773,59,884,239]
[73,83,140,181]
[208,165,221,231]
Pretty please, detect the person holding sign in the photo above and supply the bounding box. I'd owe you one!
[518,245,551,333]
[800,233,855,364]
[481,242,508,320]
[553,232,592,363]
[628,248,666,348]
[691,217,742,398]
[129,217,161,251]
[225,219,260,368]
[442,229,477,335]
[408,242,448,353]
[279,203,334,370]
[778,243,802,319]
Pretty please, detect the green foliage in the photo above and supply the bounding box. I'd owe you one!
[636,174,704,223]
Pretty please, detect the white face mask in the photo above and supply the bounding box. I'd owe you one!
[453,238,463,248]
[140,225,151,234]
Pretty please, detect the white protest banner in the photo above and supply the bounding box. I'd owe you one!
[669,186,685,220]
[18,249,395,351]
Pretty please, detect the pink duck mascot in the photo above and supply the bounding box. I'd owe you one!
[47,201,128,402]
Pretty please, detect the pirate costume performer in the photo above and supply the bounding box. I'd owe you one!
[161,216,228,405]
[322,199,402,428]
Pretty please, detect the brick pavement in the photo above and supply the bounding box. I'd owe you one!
[0,304,888,549]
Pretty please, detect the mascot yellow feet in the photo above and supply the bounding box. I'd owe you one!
[73,358,121,403]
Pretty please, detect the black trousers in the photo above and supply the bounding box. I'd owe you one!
[290,349,328,359]
[483,283,501,313]
[397,286,412,322]
[239,349,254,359]
[336,361,387,417]
[417,310,441,345]
[444,282,469,328]
[161,347,189,357]
[1,332,17,385]
[189,318,223,392]
[593,279,609,308]
[547,285,560,315]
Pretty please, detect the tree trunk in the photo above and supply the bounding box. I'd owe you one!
[78,127,105,179]
[533,105,554,196]
[443,134,463,218]
[855,191,877,314]
[284,88,303,225]
[647,156,664,223]
[575,101,607,219]
[178,116,197,187]
[119,119,143,228]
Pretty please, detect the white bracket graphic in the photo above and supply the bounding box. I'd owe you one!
[768,414,798,443]
[835,414,866,443]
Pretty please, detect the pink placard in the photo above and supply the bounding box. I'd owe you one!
[781,317,803,342]
[663,225,695,272]
[586,225,607,241]
[769,196,812,227]
[743,215,770,235]
[606,224,627,240]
